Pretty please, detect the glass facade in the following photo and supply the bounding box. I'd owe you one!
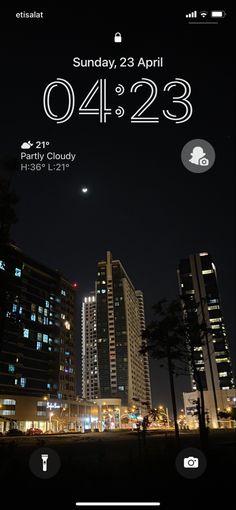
[178,252,234,392]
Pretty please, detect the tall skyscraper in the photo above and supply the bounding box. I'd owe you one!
[81,293,98,400]
[178,252,234,399]
[90,251,152,411]
[0,243,77,400]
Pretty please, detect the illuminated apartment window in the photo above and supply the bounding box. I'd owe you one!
[0,260,6,271]
[8,364,15,373]
[208,305,220,311]
[31,313,36,321]
[38,306,43,314]
[43,334,48,343]
[15,267,22,277]
[12,304,17,312]
[36,341,42,351]
[20,377,26,387]
[61,289,66,296]
[23,328,29,338]
[202,269,214,275]
[219,372,228,377]
[210,318,222,323]
[37,332,42,341]
[45,300,49,308]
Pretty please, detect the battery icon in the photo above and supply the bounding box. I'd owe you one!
[211,10,226,18]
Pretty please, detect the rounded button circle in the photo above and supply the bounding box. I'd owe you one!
[175,447,207,479]
[181,139,215,173]
[29,447,61,479]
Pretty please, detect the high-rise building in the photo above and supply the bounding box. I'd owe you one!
[93,251,151,412]
[81,293,98,400]
[135,290,152,408]
[178,252,234,422]
[0,243,77,400]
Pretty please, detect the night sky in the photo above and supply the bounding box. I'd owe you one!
[1,8,235,412]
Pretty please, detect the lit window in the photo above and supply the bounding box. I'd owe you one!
[102,280,106,285]
[210,318,222,323]
[202,269,214,275]
[43,317,48,325]
[15,267,22,277]
[61,289,66,296]
[36,341,42,351]
[37,332,42,341]
[38,315,43,323]
[43,334,48,343]
[0,260,6,271]
[219,372,228,377]
[101,289,106,294]
[97,290,100,294]
[38,306,43,314]
[20,377,26,387]
[19,307,23,314]
[60,365,64,371]
[23,328,29,338]
[12,304,17,312]
[208,305,220,311]
[8,364,15,373]
[211,325,220,329]
[44,309,48,316]
[45,300,49,308]
[1,410,15,416]
[14,379,18,385]
[31,313,36,322]
[118,385,125,391]
[31,304,36,311]
[61,313,65,319]
[65,321,71,330]
[47,383,51,389]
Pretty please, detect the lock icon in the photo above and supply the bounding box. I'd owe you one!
[114,32,122,43]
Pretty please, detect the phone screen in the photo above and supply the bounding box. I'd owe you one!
[0,7,235,509]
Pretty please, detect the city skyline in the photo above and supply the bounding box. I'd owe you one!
[1,7,235,412]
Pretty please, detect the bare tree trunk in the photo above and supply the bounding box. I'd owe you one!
[167,338,179,442]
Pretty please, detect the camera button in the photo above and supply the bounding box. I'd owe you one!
[175,447,207,479]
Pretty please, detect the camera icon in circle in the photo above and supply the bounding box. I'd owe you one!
[199,157,209,166]
[183,456,199,469]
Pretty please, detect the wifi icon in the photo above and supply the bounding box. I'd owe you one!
[200,11,208,17]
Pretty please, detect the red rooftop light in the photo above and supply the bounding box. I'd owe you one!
[72,282,78,288]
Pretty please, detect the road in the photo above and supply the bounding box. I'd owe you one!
[0,429,235,508]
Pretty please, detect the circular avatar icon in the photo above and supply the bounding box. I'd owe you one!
[175,447,207,479]
[181,139,215,173]
[29,447,61,479]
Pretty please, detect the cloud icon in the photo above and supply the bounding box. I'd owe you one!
[21,141,33,149]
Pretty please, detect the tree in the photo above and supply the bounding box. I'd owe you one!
[140,298,212,447]
[0,159,18,352]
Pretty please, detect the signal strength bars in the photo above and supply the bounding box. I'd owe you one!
[186,10,197,18]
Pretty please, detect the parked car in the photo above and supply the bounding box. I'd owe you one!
[5,428,24,436]
[26,427,43,436]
